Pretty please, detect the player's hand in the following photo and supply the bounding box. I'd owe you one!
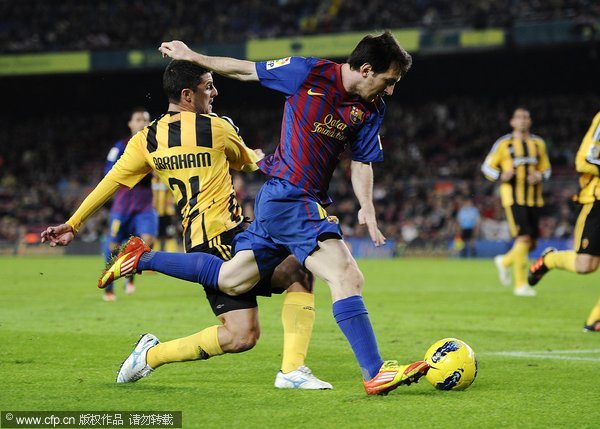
[527,171,542,185]
[40,224,74,247]
[500,170,514,182]
[253,148,265,160]
[358,207,386,247]
[159,41,193,61]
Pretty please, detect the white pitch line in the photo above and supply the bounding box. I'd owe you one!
[487,351,600,362]
[491,349,600,355]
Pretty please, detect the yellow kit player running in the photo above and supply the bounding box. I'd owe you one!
[482,107,551,296]
[41,60,331,389]
[528,112,600,332]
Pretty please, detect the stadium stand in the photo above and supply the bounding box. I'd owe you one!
[1,92,597,253]
[0,0,597,52]
[0,1,598,255]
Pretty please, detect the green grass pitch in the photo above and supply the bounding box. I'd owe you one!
[2,256,600,428]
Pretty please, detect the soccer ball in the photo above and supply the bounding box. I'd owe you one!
[423,338,477,391]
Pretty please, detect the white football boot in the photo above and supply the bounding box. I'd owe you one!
[116,333,160,383]
[275,366,333,390]
[514,284,537,297]
[494,255,511,287]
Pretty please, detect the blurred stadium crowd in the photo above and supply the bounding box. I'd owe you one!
[1,0,597,53]
[1,0,598,253]
[1,92,597,251]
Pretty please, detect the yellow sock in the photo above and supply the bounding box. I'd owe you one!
[512,241,529,288]
[586,299,600,326]
[544,251,577,272]
[147,326,223,369]
[281,292,315,373]
[502,246,516,267]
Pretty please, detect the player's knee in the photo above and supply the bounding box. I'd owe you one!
[346,264,364,293]
[228,327,260,352]
[577,259,600,274]
[332,258,363,294]
[272,260,314,293]
[293,268,314,292]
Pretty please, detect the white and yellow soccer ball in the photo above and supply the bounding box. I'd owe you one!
[424,338,477,391]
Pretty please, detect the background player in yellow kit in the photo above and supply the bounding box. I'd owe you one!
[529,112,600,331]
[482,107,551,297]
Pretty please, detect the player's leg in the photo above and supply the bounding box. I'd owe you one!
[117,290,258,383]
[498,205,535,296]
[304,238,428,394]
[145,308,258,370]
[270,256,315,373]
[125,210,159,295]
[117,318,229,384]
[99,239,261,292]
[268,256,332,389]
[493,207,517,287]
[116,228,264,383]
[250,179,427,394]
[512,235,534,296]
[529,202,600,284]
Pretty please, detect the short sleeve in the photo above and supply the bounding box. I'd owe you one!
[255,57,318,96]
[350,113,384,163]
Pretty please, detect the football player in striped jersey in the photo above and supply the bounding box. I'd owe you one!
[528,112,600,331]
[104,31,430,395]
[482,108,551,297]
[42,60,331,389]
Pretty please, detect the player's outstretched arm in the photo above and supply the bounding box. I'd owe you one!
[159,41,258,82]
[350,161,386,247]
[41,224,74,247]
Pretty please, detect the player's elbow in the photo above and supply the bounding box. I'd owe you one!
[235,73,257,82]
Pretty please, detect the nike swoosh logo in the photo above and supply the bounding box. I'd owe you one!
[307,88,325,96]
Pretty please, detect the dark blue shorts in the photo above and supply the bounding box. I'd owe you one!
[234,178,342,278]
[108,209,159,245]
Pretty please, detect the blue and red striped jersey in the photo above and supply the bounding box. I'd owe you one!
[255,56,385,205]
[104,138,153,215]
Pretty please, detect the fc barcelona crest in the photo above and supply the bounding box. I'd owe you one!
[350,106,365,124]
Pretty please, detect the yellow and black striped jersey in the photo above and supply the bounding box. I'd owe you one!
[105,111,259,251]
[481,133,551,207]
[575,112,600,204]
[151,175,176,217]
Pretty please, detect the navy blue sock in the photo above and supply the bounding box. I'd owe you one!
[333,295,384,380]
[137,251,222,289]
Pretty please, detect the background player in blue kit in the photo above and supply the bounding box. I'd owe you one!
[102,108,158,301]
[96,31,429,395]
